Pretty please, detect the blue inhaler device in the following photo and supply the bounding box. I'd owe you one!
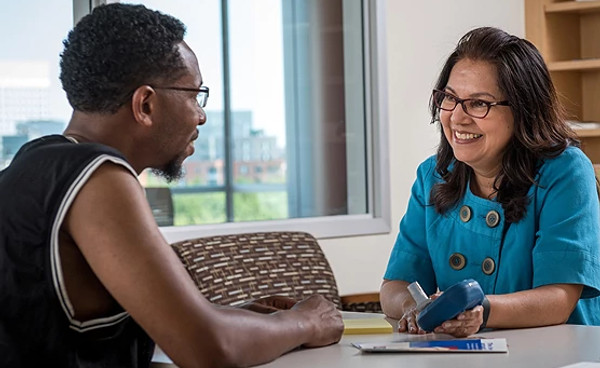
[407,279,485,332]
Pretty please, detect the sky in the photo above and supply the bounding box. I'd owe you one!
[0,0,73,122]
[0,0,286,145]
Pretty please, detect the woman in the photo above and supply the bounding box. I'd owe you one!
[380,27,600,337]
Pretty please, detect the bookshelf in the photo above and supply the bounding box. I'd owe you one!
[525,0,600,164]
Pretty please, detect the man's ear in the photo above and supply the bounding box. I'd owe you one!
[131,85,156,127]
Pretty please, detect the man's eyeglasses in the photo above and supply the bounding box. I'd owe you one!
[152,85,209,108]
[432,89,509,119]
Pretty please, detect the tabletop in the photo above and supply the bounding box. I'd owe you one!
[151,314,600,368]
[255,324,600,368]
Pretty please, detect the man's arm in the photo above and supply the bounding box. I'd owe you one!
[64,163,343,368]
[237,295,299,314]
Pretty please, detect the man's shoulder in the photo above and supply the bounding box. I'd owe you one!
[4,135,133,191]
[27,135,122,154]
[12,135,125,166]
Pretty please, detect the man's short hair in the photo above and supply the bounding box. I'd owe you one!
[60,3,187,113]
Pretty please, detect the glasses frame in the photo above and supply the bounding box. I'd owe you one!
[151,85,210,108]
[432,89,510,119]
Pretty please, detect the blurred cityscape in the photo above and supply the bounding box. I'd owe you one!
[0,71,286,187]
[162,110,287,187]
[0,1,299,224]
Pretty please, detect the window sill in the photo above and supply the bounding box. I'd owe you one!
[160,214,390,242]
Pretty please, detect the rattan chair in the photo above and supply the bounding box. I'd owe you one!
[340,292,382,313]
[170,231,342,308]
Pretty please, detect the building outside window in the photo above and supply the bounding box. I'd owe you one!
[0,2,72,166]
[0,0,389,239]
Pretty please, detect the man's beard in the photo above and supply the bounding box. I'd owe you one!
[151,156,185,183]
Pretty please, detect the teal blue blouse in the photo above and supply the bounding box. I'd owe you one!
[384,146,600,325]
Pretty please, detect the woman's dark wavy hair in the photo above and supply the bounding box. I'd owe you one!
[430,27,579,223]
[60,3,187,113]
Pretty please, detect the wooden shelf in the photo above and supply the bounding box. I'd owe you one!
[527,0,600,163]
[548,58,600,71]
[575,128,600,138]
[546,1,600,14]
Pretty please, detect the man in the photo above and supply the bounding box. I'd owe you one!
[0,4,343,367]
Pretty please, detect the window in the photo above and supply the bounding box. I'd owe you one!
[1,0,389,239]
[135,0,390,240]
[0,1,73,167]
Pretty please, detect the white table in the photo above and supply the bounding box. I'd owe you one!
[255,324,600,368]
[152,314,600,368]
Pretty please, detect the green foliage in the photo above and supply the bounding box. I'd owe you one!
[173,192,226,225]
[171,191,288,225]
[233,192,288,222]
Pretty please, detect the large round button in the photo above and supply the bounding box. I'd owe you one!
[459,205,472,222]
[485,210,500,228]
[482,257,496,275]
[449,253,466,270]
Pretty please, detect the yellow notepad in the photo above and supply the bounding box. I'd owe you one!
[343,318,394,335]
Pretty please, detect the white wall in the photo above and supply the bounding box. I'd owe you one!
[319,0,525,296]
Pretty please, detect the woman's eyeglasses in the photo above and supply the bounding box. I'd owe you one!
[432,89,509,119]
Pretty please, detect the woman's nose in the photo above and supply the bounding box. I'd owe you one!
[450,103,471,124]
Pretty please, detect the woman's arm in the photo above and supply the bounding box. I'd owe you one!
[382,280,581,337]
[433,284,581,337]
[485,284,582,328]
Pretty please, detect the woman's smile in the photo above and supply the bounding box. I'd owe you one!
[453,130,483,141]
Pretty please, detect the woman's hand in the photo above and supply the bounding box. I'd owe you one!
[433,304,484,337]
[397,306,426,334]
[397,291,441,334]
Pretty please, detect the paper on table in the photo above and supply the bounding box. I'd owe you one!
[352,338,508,353]
[343,317,394,335]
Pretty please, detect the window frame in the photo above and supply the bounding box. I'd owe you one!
[78,0,390,241]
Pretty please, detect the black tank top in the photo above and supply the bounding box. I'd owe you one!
[0,135,154,367]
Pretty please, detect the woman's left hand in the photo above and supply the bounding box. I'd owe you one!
[433,305,484,337]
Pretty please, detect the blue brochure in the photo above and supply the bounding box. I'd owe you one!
[352,338,508,353]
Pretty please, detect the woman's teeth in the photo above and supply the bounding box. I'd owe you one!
[455,131,482,140]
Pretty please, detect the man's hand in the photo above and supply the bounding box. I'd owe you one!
[238,295,298,314]
[291,294,344,347]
